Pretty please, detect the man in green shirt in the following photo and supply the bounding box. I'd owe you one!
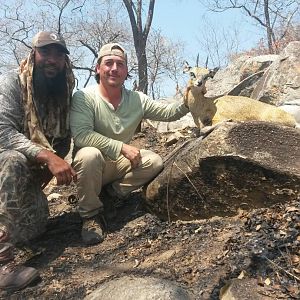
[70,43,189,245]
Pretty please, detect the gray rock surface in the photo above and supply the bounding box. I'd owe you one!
[279,98,300,126]
[144,121,300,221]
[84,276,193,300]
[251,41,300,105]
[219,278,265,300]
[205,55,277,97]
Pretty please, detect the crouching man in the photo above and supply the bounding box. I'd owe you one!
[0,31,76,291]
[70,43,189,245]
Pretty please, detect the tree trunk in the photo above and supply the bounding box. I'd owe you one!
[123,0,155,132]
[263,0,274,53]
[136,43,148,94]
[122,0,155,95]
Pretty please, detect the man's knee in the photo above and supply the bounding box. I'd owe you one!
[73,147,105,171]
[0,150,28,168]
[151,153,164,173]
[0,151,30,184]
[141,150,164,174]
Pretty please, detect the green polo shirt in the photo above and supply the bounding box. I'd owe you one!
[70,85,189,160]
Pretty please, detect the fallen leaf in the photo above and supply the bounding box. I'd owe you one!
[291,255,300,264]
[238,270,247,279]
[264,278,271,285]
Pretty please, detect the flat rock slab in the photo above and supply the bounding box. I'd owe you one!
[84,276,193,300]
[144,121,300,221]
[220,278,265,300]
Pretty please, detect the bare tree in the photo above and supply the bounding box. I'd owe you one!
[0,1,35,69]
[34,0,73,33]
[122,0,155,94]
[0,0,185,97]
[147,28,185,99]
[69,1,131,88]
[200,0,300,54]
[195,16,241,68]
[0,0,131,88]
[0,0,77,70]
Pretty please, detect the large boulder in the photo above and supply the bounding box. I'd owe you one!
[203,42,300,105]
[205,55,277,97]
[251,41,300,105]
[144,121,300,221]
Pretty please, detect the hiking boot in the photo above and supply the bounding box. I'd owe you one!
[81,215,106,245]
[0,261,39,291]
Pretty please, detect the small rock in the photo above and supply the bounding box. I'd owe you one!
[84,275,193,300]
[165,131,184,146]
[220,278,264,300]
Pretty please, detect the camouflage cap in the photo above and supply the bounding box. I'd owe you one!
[32,31,69,54]
[97,43,127,63]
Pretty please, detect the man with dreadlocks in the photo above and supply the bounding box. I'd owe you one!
[0,31,76,291]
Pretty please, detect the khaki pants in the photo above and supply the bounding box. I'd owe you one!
[73,147,163,218]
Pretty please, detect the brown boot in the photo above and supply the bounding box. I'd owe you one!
[81,214,107,245]
[0,261,39,291]
[0,229,39,291]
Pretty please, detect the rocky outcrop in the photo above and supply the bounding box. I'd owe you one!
[251,41,300,105]
[150,42,300,134]
[144,121,300,221]
[205,55,277,97]
[201,42,300,107]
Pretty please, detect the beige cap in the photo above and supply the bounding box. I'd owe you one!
[98,43,127,62]
[32,31,69,54]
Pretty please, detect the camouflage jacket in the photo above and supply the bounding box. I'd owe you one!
[0,70,70,161]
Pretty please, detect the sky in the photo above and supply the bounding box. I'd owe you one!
[153,0,263,60]
[150,0,264,96]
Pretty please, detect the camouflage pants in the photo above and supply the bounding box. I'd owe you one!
[0,150,49,245]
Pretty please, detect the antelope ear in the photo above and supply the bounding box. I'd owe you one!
[183,61,191,73]
[207,67,219,78]
[211,67,220,74]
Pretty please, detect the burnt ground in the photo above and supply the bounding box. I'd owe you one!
[1,126,299,299]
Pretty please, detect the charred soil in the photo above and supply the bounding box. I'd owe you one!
[2,126,299,299]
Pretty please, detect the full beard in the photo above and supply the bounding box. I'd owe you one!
[33,67,69,136]
[33,67,67,108]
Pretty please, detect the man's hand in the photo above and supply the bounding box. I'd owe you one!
[36,149,77,185]
[121,144,141,169]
